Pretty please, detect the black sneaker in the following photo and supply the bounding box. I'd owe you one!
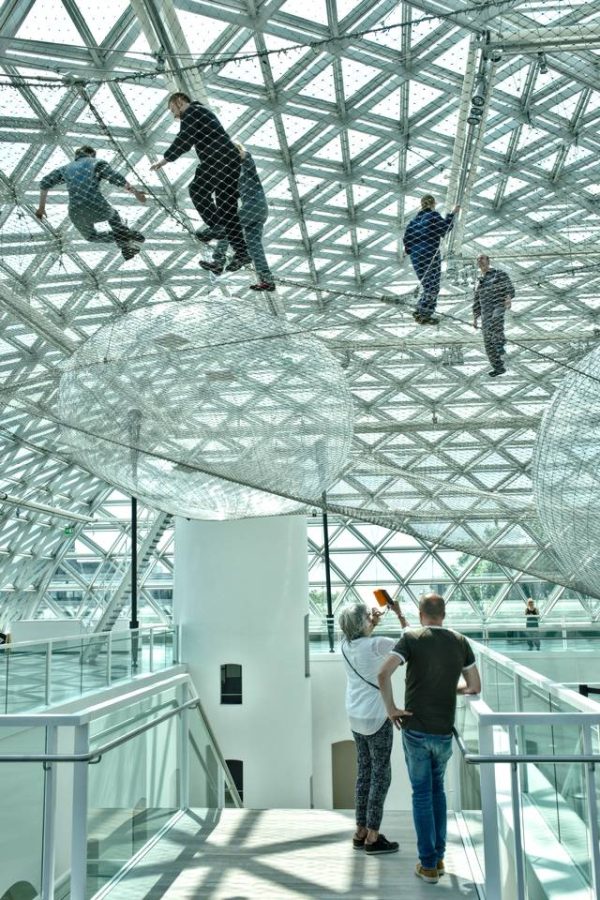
[129,230,145,243]
[488,367,506,377]
[364,834,399,855]
[249,280,276,292]
[196,227,226,243]
[225,254,252,272]
[199,260,224,275]
[121,246,140,261]
[421,315,439,325]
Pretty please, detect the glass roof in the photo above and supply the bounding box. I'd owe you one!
[1,0,600,626]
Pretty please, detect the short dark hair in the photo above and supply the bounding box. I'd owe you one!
[168,92,191,106]
[75,145,96,158]
[419,592,445,620]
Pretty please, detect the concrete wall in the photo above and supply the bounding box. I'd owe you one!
[173,515,312,809]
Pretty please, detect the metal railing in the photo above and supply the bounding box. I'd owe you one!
[452,642,600,900]
[0,624,178,713]
[0,671,240,900]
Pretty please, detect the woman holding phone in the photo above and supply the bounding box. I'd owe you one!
[338,598,409,854]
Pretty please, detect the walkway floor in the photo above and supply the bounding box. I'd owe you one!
[103,808,483,899]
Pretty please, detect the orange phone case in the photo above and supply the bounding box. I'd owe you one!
[374,588,393,607]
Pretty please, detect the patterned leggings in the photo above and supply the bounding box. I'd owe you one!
[352,719,394,830]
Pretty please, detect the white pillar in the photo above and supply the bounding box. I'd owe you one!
[173,515,312,809]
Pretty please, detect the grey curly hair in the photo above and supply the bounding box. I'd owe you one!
[338,602,370,641]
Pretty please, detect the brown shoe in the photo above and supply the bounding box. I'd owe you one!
[437,859,445,875]
[415,862,439,884]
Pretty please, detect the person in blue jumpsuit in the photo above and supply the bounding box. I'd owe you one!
[403,195,460,325]
[35,146,146,261]
[200,144,274,292]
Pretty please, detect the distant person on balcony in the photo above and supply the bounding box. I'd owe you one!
[473,253,515,377]
[525,599,541,650]
[150,92,249,269]
[338,600,410,855]
[403,195,460,325]
[378,592,481,884]
[35,146,147,261]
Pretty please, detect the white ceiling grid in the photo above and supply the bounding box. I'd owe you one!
[1,0,600,624]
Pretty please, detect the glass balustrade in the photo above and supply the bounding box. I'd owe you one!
[0,626,178,713]
[454,642,600,899]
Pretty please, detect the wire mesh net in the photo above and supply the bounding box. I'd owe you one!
[58,298,354,519]
[533,346,600,598]
[0,0,600,613]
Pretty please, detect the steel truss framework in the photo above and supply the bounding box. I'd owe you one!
[1,0,600,627]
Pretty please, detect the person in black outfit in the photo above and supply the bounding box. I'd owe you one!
[525,599,541,650]
[151,92,249,267]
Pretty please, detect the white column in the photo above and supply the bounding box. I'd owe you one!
[173,515,312,809]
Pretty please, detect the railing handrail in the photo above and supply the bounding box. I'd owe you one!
[452,726,600,765]
[471,639,600,713]
[0,698,200,763]
[0,669,187,726]
[0,622,174,653]
[0,680,243,807]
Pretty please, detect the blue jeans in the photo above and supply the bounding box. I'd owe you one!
[214,206,272,281]
[402,729,453,869]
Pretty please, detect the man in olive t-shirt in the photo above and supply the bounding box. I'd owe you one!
[378,593,481,884]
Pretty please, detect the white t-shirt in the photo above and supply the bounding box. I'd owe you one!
[342,636,397,735]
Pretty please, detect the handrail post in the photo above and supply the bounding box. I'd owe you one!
[582,724,600,897]
[70,723,90,900]
[479,720,502,900]
[149,627,154,673]
[508,725,527,899]
[178,682,189,809]
[106,630,112,686]
[41,725,58,900]
[45,641,52,707]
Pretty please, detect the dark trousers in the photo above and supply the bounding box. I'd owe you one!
[189,159,247,257]
[70,202,134,250]
[412,248,441,316]
[352,719,393,831]
[481,304,506,371]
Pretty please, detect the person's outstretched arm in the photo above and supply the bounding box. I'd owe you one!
[35,168,64,219]
[95,160,146,203]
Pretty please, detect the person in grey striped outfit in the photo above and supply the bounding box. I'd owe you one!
[200,143,274,292]
[339,600,411,854]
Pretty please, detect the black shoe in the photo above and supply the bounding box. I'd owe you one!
[199,260,224,275]
[225,254,252,272]
[421,315,439,325]
[196,227,226,243]
[249,280,276,292]
[488,367,506,377]
[121,246,140,261]
[129,231,145,243]
[364,834,399,855]
[352,835,366,850]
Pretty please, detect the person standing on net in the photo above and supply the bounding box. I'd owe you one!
[378,592,481,885]
[200,143,275,292]
[338,600,411,855]
[35,146,147,261]
[473,253,515,377]
[403,195,460,325]
[151,92,249,269]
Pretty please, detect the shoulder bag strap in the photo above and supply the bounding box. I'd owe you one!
[341,641,380,690]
